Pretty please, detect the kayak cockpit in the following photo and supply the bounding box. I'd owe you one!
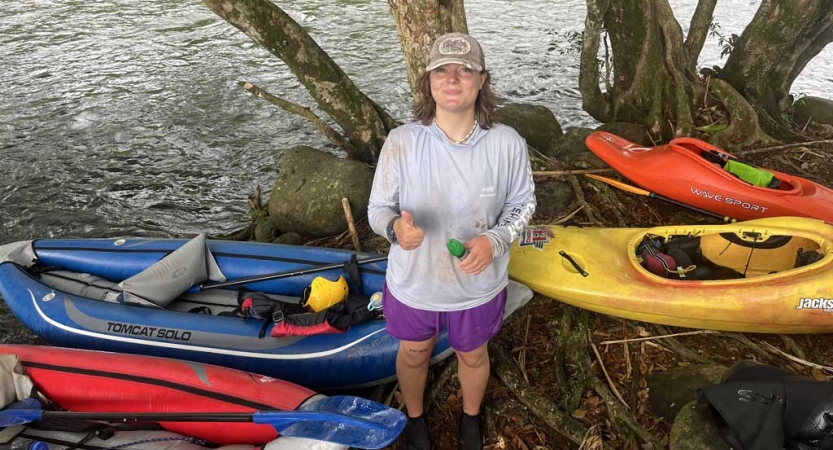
[632,227,826,282]
[669,139,802,193]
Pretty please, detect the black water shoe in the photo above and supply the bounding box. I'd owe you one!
[459,412,482,450]
[407,414,431,450]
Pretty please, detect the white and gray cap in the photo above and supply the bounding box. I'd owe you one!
[425,32,486,72]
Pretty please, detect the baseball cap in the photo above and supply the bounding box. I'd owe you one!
[425,32,485,72]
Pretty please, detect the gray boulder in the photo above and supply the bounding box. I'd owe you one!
[268,146,373,237]
[499,103,563,157]
[597,122,653,146]
[533,181,573,221]
[550,127,608,169]
[646,364,726,422]
[793,96,833,127]
[669,401,730,450]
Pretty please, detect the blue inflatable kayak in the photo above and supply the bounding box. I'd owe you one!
[0,237,532,389]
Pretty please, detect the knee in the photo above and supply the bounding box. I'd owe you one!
[456,347,489,369]
[399,345,433,369]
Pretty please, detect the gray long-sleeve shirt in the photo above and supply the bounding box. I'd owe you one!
[368,121,536,311]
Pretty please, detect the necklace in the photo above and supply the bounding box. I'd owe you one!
[453,121,478,144]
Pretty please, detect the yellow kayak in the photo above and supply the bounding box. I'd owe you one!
[508,217,833,333]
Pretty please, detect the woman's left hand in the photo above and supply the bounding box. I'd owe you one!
[458,235,494,275]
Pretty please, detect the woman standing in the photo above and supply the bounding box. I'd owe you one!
[368,32,536,450]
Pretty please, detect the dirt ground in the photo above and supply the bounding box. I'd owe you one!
[346,141,833,450]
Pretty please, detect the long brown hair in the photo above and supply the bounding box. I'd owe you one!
[413,70,501,129]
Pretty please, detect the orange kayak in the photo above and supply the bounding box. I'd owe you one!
[585,131,833,222]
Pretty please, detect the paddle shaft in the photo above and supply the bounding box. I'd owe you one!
[586,174,736,223]
[647,192,736,223]
[35,410,384,430]
[200,255,387,290]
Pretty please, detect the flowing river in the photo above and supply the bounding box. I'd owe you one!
[1,0,831,342]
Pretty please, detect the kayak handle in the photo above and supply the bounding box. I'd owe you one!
[559,251,589,277]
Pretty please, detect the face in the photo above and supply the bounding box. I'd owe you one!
[429,63,486,115]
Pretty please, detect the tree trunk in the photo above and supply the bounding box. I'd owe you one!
[202,0,397,164]
[580,0,700,139]
[388,0,467,103]
[683,0,717,71]
[719,0,833,139]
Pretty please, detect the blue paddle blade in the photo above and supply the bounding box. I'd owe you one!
[254,395,405,449]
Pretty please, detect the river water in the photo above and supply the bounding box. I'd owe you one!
[1,0,831,343]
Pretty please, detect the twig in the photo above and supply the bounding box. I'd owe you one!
[652,325,715,364]
[600,329,719,345]
[548,205,584,225]
[622,323,632,380]
[527,144,559,165]
[341,197,362,251]
[588,332,629,410]
[762,342,833,372]
[734,140,833,156]
[642,340,674,353]
[533,168,615,179]
[384,382,399,407]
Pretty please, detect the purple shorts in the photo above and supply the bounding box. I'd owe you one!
[382,283,507,352]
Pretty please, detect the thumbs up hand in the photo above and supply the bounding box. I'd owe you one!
[394,211,424,250]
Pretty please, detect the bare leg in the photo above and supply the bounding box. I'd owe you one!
[397,336,437,417]
[456,343,490,415]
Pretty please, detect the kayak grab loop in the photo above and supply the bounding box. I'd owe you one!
[559,251,589,277]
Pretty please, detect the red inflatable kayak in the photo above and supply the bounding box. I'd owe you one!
[585,131,833,222]
[0,345,315,446]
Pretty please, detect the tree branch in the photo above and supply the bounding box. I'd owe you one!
[238,81,355,153]
[202,0,395,163]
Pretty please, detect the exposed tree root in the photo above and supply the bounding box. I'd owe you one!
[735,139,833,156]
[568,175,603,226]
[426,357,458,412]
[708,78,779,150]
[489,342,590,447]
[718,332,774,362]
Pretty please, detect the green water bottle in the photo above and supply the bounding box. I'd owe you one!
[446,238,469,260]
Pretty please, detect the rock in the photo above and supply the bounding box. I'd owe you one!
[669,401,730,450]
[793,96,833,127]
[550,127,608,169]
[273,232,303,245]
[361,235,390,254]
[499,103,563,157]
[533,181,573,221]
[646,364,726,422]
[268,146,373,237]
[253,216,277,243]
[597,122,653,146]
